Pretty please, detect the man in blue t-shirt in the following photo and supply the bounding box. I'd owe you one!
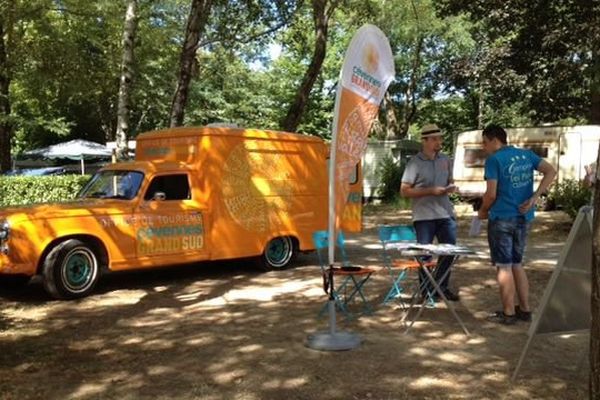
[478,124,556,325]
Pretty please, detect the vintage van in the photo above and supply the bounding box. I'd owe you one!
[0,126,362,299]
[453,125,600,204]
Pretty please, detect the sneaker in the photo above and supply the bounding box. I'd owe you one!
[445,290,461,301]
[515,305,532,322]
[486,311,517,325]
[415,295,440,308]
[439,289,460,302]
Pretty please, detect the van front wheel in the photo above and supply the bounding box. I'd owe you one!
[42,239,100,299]
[257,236,296,271]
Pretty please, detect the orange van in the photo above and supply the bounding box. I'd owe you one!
[0,126,362,299]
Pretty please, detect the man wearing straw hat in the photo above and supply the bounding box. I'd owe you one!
[401,123,460,302]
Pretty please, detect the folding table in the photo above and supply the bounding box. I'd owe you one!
[388,243,474,336]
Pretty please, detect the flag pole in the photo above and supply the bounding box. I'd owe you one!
[306,68,361,353]
[306,23,394,352]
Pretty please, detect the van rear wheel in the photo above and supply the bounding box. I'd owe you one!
[257,236,296,271]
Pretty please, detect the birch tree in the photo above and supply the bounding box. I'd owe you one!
[115,0,138,160]
[0,13,11,172]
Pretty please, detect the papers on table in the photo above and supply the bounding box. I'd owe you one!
[469,215,482,236]
[387,242,475,255]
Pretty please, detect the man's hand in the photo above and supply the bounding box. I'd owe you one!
[430,186,447,196]
[519,197,536,214]
[477,209,489,220]
[445,184,458,194]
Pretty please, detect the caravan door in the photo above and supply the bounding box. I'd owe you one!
[559,132,583,183]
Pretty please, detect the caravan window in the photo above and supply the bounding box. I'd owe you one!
[464,148,487,168]
[524,145,549,158]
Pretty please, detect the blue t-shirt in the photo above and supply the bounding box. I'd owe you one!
[484,146,541,221]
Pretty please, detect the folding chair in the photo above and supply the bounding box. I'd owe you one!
[312,230,374,319]
[378,225,436,309]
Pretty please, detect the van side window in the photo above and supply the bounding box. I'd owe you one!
[464,148,487,168]
[144,174,191,201]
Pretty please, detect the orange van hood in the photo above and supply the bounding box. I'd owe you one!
[0,199,132,224]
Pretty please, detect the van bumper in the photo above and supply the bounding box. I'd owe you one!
[0,255,35,276]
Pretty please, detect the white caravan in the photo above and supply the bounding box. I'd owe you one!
[453,125,600,202]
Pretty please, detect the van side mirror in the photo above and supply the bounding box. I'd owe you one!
[152,192,166,201]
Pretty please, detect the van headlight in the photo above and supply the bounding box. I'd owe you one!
[0,220,9,241]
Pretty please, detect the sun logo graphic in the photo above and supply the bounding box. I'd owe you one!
[363,43,379,74]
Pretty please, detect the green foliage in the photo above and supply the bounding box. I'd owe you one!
[437,0,597,126]
[547,179,592,220]
[376,155,405,204]
[2,0,597,169]
[0,176,90,208]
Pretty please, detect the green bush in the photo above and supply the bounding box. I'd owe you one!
[376,155,405,204]
[547,179,592,220]
[0,175,91,208]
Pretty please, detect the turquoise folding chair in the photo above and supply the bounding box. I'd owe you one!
[378,225,436,308]
[312,230,374,319]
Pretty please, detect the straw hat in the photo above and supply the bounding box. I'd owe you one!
[420,123,443,138]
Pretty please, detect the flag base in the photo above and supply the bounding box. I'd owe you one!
[306,331,361,351]
[305,300,361,351]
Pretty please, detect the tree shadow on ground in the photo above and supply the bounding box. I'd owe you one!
[0,210,588,400]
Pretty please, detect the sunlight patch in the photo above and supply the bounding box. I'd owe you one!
[222,281,313,302]
[193,297,228,307]
[236,344,263,353]
[481,372,504,382]
[410,376,461,390]
[262,377,307,390]
[125,316,174,327]
[466,336,486,345]
[176,291,205,301]
[212,369,246,384]
[141,338,174,350]
[83,290,146,307]
[186,336,216,346]
[69,383,108,399]
[0,327,47,339]
[437,351,469,364]
[408,347,430,356]
[146,365,175,375]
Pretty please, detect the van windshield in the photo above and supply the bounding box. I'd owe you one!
[78,170,144,200]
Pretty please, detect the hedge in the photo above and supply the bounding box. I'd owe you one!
[0,175,91,208]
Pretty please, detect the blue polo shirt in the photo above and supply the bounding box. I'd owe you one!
[484,146,541,221]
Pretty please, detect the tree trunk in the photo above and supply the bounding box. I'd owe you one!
[399,35,423,137]
[169,0,212,128]
[281,0,336,133]
[0,17,12,173]
[591,42,600,400]
[591,142,600,400]
[115,0,138,160]
[477,78,485,129]
[383,91,399,139]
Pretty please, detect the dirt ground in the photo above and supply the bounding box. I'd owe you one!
[0,206,591,400]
